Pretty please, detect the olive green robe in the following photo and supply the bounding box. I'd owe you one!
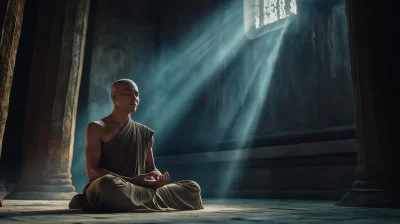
[71,118,203,212]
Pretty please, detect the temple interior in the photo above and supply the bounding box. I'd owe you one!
[0,0,399,223]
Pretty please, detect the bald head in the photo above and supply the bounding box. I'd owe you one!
[111,79,140,113]
[111,79,136,92]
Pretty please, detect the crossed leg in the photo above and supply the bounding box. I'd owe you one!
[69,174,203,212]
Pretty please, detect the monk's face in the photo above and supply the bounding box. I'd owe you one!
[112,81,140,113]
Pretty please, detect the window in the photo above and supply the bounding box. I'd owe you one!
[244,0,297,39]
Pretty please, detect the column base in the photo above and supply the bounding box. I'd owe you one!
[335,189,400,208]
[6,181,77,200]
[6,172,78,200]
[6,191,77,200]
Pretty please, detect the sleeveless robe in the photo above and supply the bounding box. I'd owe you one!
[71,118,203,212]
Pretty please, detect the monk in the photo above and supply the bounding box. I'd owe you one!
[69,79,203,212]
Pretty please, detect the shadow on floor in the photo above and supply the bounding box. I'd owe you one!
[0,209,82,218]
[0,207,183,218]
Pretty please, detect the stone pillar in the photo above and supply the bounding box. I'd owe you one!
[7,0,90,199]
[0,0,25,157]
[336,0,399,207]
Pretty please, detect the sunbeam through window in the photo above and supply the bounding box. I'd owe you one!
[244,0,297,39]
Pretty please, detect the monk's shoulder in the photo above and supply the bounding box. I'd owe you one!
[133,121,154,133]
[86,120,105,135]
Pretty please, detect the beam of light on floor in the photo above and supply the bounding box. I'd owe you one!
[217,25,289,197]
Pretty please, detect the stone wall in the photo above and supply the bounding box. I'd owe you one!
[71,0,355,196]
[156,139,356,199]
[155,0,353,155]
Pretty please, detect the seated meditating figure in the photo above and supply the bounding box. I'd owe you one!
[69,79,203,212]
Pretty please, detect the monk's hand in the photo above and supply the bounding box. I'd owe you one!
[132,171,161,187]
[152,171,170,189]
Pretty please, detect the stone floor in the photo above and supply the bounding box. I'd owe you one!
[0,199,400,223]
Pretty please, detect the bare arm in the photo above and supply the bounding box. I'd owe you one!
[145,136,170,189]
[85,122,153,186]
[145,136,162,176]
